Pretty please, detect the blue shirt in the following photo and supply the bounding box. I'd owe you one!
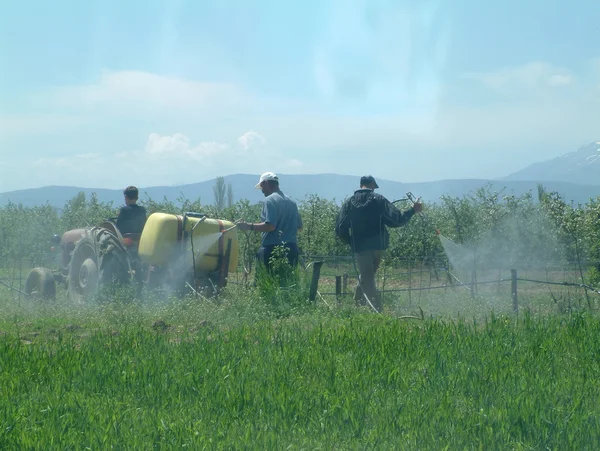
[260,191,303,246]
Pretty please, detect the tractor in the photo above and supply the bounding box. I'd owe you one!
[24,212,239,302]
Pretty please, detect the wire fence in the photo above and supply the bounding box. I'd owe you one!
[3,254,600,313]
[293,254,600,313]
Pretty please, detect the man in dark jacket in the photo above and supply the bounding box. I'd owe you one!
[116,186,147,235]
[335,175,422,312]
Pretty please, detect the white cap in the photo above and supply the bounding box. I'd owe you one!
[255,171,278,189]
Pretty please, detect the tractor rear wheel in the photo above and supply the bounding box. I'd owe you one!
[68,232,100,303]
[24,267,56,301]
[95,227,133,292]
[68,228,133,303]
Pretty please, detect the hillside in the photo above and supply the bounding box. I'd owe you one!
[1,174,599,209]
[503,141,600,185]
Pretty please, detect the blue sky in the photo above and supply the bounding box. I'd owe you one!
[0,0,598,192]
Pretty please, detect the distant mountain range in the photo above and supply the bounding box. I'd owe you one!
[503,141,600,185]
[2,141,600,208]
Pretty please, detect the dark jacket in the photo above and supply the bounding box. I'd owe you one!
[335,189,415,252]
[116,204,147,235]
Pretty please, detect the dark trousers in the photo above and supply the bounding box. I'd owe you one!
[353,250,383,312]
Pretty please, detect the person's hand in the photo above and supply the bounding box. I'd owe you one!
[237,222,251,231]
[412,201,424,214]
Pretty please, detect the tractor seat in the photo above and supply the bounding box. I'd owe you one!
[121,233,142,247]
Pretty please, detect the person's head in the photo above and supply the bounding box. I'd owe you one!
[123,185,139,205]
[255,172,280,197]
[360,175,379,190]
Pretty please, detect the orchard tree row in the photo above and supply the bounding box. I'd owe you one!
[1,183,600,277]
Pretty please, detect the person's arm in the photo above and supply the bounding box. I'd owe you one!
[238,221,275,232]
[381,197,416,228]
[238,199,277,232]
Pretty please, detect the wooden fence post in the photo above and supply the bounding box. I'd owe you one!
[381,260,386,305]
[335,275,342,305]
[408,259,413,306]
[343,273,348,296]
[511,268,518,313]
[308,261,324,302]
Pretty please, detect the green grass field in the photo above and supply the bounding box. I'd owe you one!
[1,285,599,449]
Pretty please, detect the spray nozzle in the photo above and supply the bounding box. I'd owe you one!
[222,224,237,233]
[406,192,422,206]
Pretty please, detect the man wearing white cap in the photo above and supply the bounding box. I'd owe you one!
[238,172,303,273]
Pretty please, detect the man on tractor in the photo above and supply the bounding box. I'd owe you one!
[116,185,147,236]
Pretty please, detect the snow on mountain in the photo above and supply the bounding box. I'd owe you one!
[503,141,600,185]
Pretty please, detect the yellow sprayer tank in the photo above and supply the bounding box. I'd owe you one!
[138,212,239,273]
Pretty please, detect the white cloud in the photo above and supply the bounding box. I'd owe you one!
[245,82,599,158]
[548,74,573,87]
[50,70,253,118]
[145,133,191,155]
[34,153,103,171]
[3,56,600,191]
[0,114,88,137]
[143,133,229,162]
[24,131,306,189]
[237,131,266,152]
[466,61,573,89]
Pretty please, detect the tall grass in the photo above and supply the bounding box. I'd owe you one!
[1,287,599,449]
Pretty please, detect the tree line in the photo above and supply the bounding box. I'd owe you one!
[2,182,600,284]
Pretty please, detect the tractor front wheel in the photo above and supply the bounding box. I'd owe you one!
[24,267,56,301]
[78,258,99,294]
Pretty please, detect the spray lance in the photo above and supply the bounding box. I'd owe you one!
[393,191,444,241]
[229,219,259,282]
[403,192,441,236]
